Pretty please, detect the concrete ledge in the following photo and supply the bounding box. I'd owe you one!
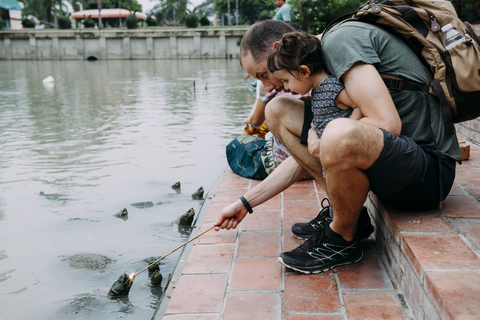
[0,28,248,60]
[367,142,480,320]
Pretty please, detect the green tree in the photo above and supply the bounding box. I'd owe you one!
[185,12,198,27]
[20,0,64,23]
[214,0,275,25]
[151,0,190,25]
[290,0,364,34]
[195,0,214,17]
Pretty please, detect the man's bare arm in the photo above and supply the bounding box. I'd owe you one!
[342,62,402,136]
[214,156,307,230]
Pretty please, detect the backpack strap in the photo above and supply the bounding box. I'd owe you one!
[382,76,450,209]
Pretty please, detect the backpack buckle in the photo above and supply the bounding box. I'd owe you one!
[385,77,404,91]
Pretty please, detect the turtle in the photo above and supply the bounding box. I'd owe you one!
[191,187,204,200]
[113,208,128,220]
[147,262,160,273]
[108,273,134,297]
[150,271,163,286]
[179,208,195,226]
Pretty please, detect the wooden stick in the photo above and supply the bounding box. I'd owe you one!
[134,225,216,277]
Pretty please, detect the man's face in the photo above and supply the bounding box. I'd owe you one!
[242,53,284,93]
[274,0,284,8]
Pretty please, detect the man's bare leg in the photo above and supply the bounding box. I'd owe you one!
[266,96,326,189]
[320,118,384,242]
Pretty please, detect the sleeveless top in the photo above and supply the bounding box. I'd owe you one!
[312,75,353,138]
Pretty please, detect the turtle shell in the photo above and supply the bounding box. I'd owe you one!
[108,274,134,296]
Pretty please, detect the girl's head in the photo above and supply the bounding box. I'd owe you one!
[267,32,325,94]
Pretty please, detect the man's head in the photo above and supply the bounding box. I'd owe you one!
[240,20,295,92]
[274,0,286,8]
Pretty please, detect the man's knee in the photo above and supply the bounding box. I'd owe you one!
[320,119,360,166]
[265,96,292,123]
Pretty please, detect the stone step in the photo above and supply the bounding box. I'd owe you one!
[367,142,480,319]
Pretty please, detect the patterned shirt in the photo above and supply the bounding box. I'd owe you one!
[312,75,353,138]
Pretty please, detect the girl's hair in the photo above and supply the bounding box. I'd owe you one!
[267,31,324,76]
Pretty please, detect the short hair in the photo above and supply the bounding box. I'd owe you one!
[267,31,324,76]
[240,20,295,66]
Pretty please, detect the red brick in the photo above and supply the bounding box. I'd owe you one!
[163,315,219,320]
[230,257,281,291]
[255,194,282,210]
[283,186,318,201]
[212,188,247,203]
[454,168,480,184]
[464,184,480,201]
[241,210,282,231]
[286,316,342,320]
[195,224,238,244]
[218,175,250,189]
[182,243,234,274]
[337,254,391,289]
[388,209,453,233]
[426,270,480,320]
[343,290,407,320]
[223,292,281,320]
[452,218,480,248]
[442,195,480,218]
[237,231,281,257]
[165,274,228,314]
[402,233,480,277]
[285,274,340,313]
[283,200,320,220]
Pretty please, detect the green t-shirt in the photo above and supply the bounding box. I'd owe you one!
[322,21,461,161]
[273,3,292,22]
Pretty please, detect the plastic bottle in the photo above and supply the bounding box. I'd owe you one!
[441,23,465,50]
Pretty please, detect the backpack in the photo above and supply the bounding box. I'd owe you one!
[324,0,480,126]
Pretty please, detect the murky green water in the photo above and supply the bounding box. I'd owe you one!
[0,60,254,319]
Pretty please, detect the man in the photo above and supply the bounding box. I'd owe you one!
[273,0,291,23]
[214,20,461,274]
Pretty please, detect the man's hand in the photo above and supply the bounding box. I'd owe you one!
[214,200,248,231]
[307,123,321,160]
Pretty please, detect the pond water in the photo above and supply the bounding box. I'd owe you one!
[0,59,254,319]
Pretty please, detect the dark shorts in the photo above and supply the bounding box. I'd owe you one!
[300,101,456,211]
[367,129,456,210]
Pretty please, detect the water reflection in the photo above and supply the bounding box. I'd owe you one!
[0,59,254,319]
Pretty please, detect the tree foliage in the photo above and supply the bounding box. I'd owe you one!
[57,15,72,29]
[214,0,275,25]
[185,13,198,27]
[22,18,36,28]
[290,0,368,34]
[0,17,4,30]
[199,15,210,26]
[125,13,139,28]
[150,0,190,25]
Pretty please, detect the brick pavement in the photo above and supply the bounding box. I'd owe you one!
[161,142,480,320]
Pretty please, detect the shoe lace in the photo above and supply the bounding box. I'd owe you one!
[312,198,331,226]
[301,226,326,252]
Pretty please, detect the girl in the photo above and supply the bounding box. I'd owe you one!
[267,31,362,145]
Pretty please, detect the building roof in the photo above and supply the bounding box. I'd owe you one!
[71,9,149,21]
[0,0,21,10]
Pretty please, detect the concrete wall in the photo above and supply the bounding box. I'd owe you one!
[0,28,248,60]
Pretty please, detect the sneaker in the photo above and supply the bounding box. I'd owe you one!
[279,224,363,274]
[291,199,374,240]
